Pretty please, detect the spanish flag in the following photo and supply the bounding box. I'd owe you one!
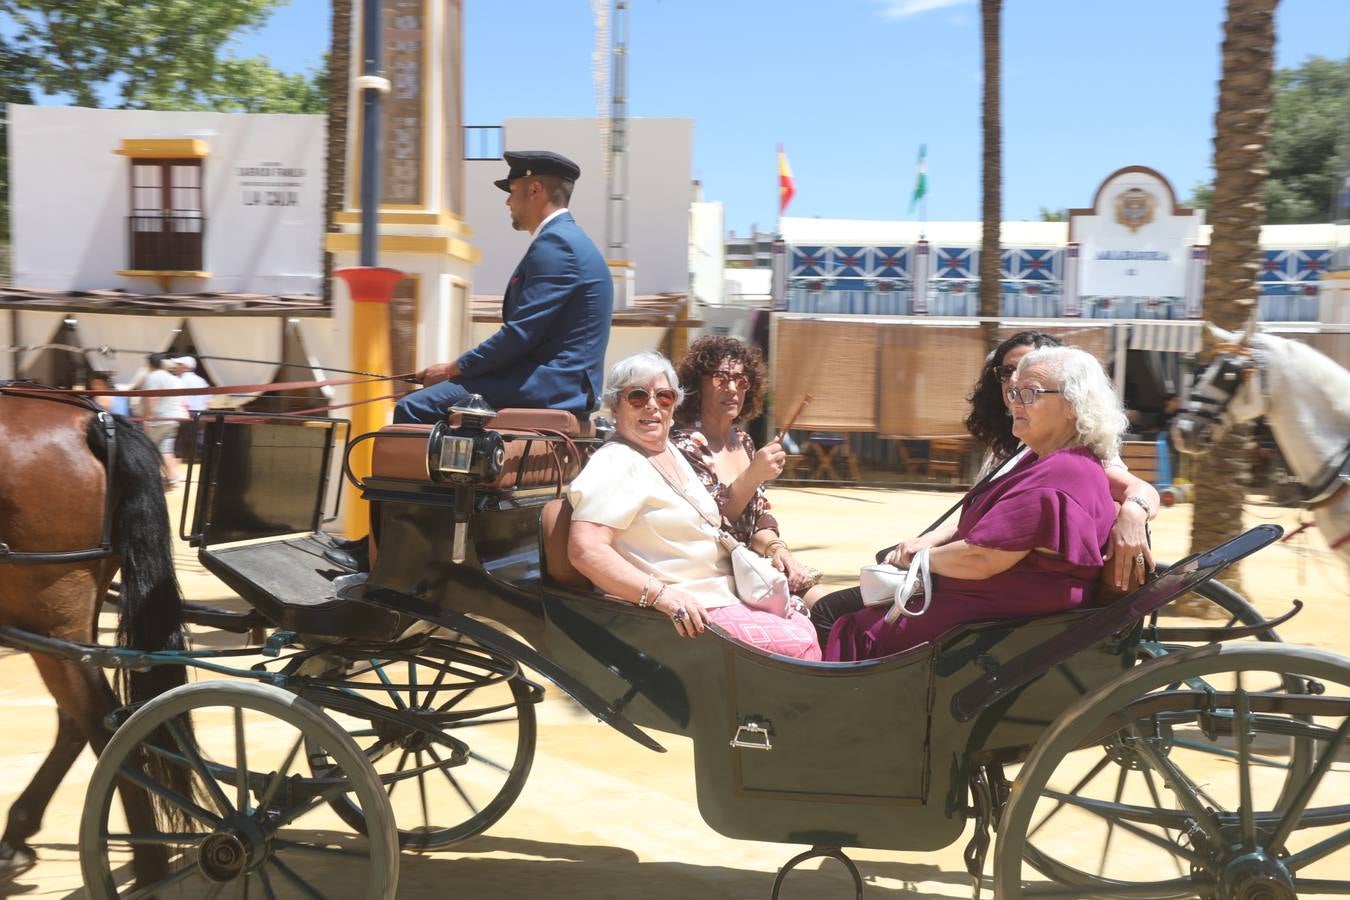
[777,145,795,216]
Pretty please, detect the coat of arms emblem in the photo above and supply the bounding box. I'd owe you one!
[1114,188,1155,233]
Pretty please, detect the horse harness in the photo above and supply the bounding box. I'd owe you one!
[1189,345,1350,549]
[0,381,120,564]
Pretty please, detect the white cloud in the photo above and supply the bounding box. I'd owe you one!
[876,0,974,20]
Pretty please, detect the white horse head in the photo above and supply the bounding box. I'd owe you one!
[1171,311,1267,454]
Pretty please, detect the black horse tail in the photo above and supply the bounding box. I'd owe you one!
[86,413,194,827]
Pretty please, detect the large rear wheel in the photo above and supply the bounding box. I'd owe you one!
[993,644,1350,899]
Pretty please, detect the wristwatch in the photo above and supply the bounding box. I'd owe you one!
[1125,495,1153,518]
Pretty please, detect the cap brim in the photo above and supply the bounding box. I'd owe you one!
[494,178,512,192]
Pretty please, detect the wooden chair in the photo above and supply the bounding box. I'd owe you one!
[926,438,970,483]
[807,433,862,482]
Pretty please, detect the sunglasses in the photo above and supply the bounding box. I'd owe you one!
[711,370,750,390]
[991,364,1018,383]
[623,387,678,409]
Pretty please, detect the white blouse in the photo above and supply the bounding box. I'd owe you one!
[568,440,740,608]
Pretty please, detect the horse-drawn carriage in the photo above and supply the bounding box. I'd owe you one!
[2,381,1349,899]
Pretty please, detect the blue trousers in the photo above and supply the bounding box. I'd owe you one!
[392,380,476,424]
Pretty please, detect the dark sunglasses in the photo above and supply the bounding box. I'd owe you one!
[991,364,1018,383]
[711,370,750,390]
[623,387,678,409]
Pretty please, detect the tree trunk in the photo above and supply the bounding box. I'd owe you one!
[323,0,353,304]
[978,0,1002,355]
[1190,0,1278,591]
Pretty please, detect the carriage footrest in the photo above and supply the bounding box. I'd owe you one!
[199,536,406,641]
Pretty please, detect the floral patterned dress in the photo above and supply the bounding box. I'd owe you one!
[670,429,779,546]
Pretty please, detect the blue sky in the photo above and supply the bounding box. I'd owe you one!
[227,0,1348,234]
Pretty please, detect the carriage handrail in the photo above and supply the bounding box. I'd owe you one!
[949,524,1284,722]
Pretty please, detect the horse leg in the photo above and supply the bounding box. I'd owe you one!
[22,652,171,888]
[0,709,86,881]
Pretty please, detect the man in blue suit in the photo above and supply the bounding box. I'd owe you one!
[394,150,614,424]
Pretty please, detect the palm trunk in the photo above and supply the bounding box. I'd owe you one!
[1190,0,1278,591]
[323,0,353,304]
[978,0,1002,354]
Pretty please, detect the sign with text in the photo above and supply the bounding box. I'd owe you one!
[237,162,308,208]
[1073,169,1201,299]
[381,0,424,206]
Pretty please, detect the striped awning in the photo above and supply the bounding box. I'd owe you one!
[1129,321,1202,354]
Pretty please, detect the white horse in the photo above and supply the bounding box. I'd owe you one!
[1171,317,1350,569]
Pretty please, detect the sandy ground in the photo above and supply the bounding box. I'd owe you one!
[0,483,1345,898]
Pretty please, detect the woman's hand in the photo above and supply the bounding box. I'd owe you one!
[770,546,817,593]
[747,439,786,485]
[1104,501,1153,590]
[885,536,932,568]
[653,587,708,638]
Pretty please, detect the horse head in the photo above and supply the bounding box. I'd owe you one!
[1171,311,1268,455]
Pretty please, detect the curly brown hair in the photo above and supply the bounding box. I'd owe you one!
[674,335,768,427]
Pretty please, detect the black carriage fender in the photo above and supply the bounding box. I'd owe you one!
[354,585,666,753]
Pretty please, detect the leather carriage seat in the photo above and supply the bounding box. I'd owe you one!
[369,409,598,490]
[540,497,594,590]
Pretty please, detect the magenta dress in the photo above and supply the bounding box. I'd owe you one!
[825,446,1116,662]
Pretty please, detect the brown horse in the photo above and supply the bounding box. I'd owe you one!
[0,387,191,886]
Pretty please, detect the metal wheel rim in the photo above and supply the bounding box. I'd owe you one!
[78,680,398,900]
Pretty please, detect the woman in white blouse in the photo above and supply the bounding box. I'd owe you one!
[567,352,820,660]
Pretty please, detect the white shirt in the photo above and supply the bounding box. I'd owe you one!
[568,440,739,608]
[532,207,569,237]
[139,368,188,422]
[178,371,210,413]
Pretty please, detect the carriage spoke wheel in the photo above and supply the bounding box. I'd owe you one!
[993,644,1350,899]
[302,634,538,851]
[79,681,397,900]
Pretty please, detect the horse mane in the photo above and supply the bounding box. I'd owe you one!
[1254,332,1350,422]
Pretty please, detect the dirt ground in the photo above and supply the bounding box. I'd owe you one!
[0,484,1345,898]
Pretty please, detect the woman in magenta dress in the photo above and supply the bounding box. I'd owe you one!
[823,346,1125,662]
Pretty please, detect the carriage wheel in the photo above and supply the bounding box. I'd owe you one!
[303,635,538,850]
[992,643,1350,899]
[79,681,398,900]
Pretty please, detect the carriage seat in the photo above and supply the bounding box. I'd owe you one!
[369,408,597,490]
[540,497,595,590]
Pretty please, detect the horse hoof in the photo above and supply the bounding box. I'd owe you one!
[0,844,37,883]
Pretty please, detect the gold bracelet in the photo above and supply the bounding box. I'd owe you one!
[764,539,788,556]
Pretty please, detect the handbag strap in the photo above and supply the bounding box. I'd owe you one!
[884,547,933,623]
[632,440,740,552]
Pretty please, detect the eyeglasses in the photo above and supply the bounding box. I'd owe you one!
[1005,386,1062,406]
[623,387,678,409]
[711,370,750,390]
[991,364,1018,383]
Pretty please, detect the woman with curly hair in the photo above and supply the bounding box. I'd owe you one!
[671,335,826,602]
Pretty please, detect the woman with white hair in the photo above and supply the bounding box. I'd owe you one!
[567,351,821,660]
[821,345,1124,662]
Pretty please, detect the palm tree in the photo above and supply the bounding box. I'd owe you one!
[1189,0,1278,591]
[978,0,1001,354]
[323,0,352,303]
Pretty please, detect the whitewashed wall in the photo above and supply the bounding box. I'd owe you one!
[688,200,725,308]
[8,104,324,295]
[464,117,693,298]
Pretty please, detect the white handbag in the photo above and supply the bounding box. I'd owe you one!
[857,548,933,623]
[646,449,793,619]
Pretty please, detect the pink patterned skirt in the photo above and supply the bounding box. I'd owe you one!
[707,604,822,661]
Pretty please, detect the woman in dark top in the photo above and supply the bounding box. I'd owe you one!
[671,336,826,602]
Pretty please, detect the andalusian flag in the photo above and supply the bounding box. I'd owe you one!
[777,145,795,215]
[909,143,928,212]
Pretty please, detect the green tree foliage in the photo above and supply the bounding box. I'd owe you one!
[1188,55,1349,223]
[1,37,36,247]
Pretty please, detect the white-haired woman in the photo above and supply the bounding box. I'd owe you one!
[567,352,821,660]
[820,345,1124,662]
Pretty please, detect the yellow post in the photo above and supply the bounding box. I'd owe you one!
[334,266,404,539]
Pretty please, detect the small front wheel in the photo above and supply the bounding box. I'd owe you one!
[79,680,398,899]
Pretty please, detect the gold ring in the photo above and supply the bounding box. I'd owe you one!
[1135,554,1145,567]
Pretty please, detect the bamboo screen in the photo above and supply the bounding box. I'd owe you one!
[995,324,1112,368]
[877,325,987,437]
[773,319,879,431]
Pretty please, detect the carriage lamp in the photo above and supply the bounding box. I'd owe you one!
[426,395,506,484]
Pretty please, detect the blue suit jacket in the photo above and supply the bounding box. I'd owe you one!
[455,212,613,417]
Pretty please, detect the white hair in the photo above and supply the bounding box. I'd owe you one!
[602,351,684,411]
[1017,345,1127,461]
